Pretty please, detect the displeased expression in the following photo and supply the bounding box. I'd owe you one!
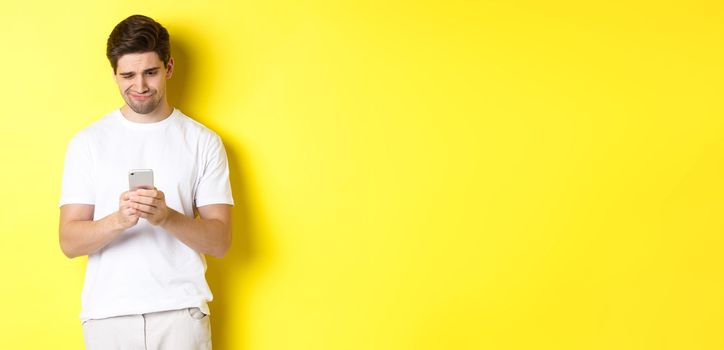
[114,52,173,115]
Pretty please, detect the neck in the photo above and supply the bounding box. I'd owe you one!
[120,102,174,123]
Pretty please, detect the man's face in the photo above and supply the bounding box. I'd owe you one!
[114,52,173,115]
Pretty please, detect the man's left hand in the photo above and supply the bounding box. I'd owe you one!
[129,188,171,226]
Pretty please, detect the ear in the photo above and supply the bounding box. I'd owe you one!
[165,57,174,79]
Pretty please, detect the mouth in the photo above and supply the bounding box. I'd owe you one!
[128,92,153,101]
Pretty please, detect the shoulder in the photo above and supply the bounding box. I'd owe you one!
[173,110,223,143]
[66,110,119,147]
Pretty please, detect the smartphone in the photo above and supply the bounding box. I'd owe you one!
[129,169,154,190]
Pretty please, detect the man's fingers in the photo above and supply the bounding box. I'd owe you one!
[129,197,158,208]
[135,189,164,200]
[119,189,164,224]
[132,203,156,215]
[130,195,157,206]
[135,189,157,197]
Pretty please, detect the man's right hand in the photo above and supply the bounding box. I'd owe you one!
[116,191,141,229]
[59,192,143,258]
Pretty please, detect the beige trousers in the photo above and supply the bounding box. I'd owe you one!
[82,307,212,350]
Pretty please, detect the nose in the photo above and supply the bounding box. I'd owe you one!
[133,75,149,93]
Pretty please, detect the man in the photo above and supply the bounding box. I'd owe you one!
[59,14,233,350]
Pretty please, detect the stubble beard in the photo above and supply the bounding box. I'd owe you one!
[125,91,162,115]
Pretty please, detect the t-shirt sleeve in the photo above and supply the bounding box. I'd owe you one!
[59,133,95,207]
[195,134,234,207]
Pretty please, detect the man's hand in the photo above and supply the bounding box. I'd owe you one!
[129,188,170,226]
[117,191,141,229]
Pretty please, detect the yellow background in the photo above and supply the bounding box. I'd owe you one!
[0,0,723,349]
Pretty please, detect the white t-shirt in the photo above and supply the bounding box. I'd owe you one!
[59,108,234,322]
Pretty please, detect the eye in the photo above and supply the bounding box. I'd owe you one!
[146,70,158,76]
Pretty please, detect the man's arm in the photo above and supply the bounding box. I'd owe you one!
[129,188,232,258]
[59,192,141,258]
[159,204,232,259]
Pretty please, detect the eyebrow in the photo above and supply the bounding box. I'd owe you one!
[119,67,161,76]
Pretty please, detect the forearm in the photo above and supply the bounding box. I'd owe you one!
[160,209,231,258]
[59,212,125,258]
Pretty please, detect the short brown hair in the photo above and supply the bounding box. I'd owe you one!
[106,15,170,73]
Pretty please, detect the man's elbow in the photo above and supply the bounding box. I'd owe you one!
[62,249,81,259]
[59,238,80,259]
[208,228,231,258]
[208,245,230,259]
[59,227,81,259]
